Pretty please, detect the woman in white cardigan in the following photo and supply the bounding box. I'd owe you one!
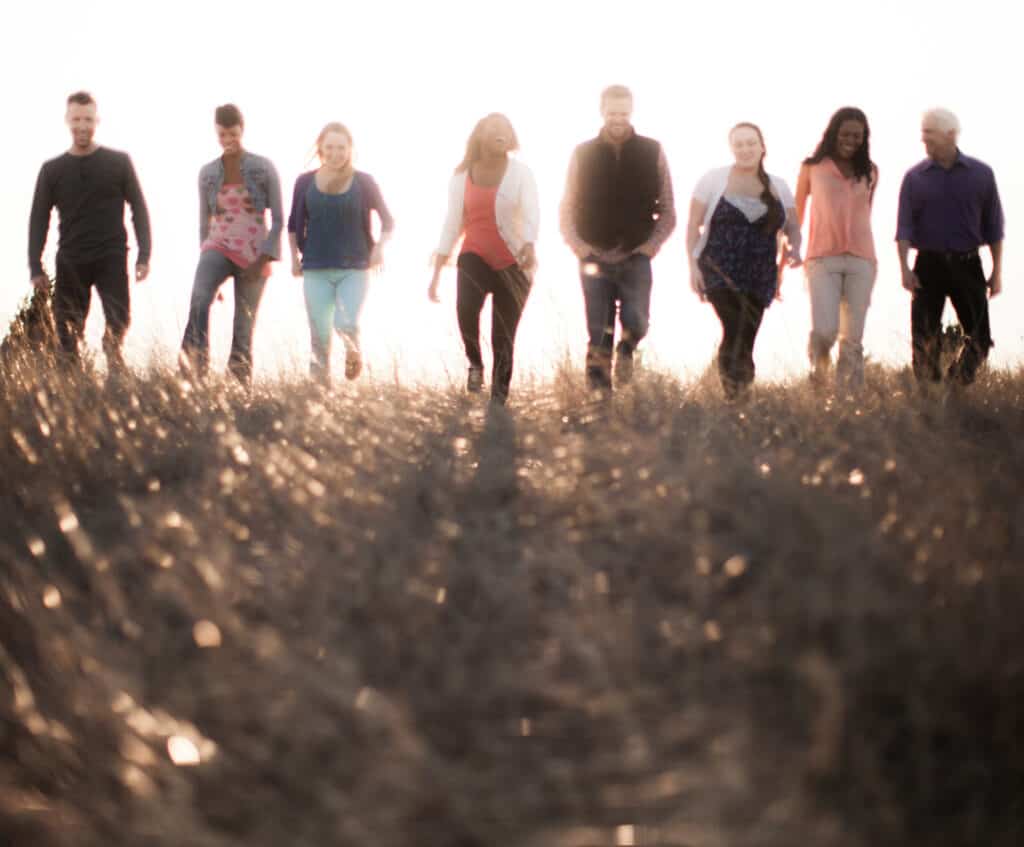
[685,122,802,399]
[428,113,539,404]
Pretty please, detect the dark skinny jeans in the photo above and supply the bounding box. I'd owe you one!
[707,287,765,398]
[456,252,532,401]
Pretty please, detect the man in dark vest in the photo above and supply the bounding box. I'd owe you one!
[560,84,676,391]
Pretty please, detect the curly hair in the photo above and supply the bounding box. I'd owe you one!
[803,107,875,184]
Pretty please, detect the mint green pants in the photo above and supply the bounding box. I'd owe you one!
[302,268,369,377]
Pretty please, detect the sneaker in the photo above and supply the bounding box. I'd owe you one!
[585,346,612,392]
[614,341,635,386]
[467,366,484,393]
[344,348,362,380]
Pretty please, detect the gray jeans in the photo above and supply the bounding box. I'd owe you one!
[181,250,267,384]
[806,254,876,386]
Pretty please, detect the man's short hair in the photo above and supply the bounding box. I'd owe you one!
[66,91,96,108]
[600,85,633,109]
[923,107,960,136]
[214,103,244,129]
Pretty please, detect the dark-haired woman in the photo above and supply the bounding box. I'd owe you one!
[428,113,539,404]
[181,103,283,386]
[686,123,802,399]
[795,107,878,388]
[288,122,394,383]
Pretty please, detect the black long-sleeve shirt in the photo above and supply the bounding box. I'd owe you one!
[28,146,151,277]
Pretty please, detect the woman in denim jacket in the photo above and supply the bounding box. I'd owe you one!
[180,103,283,385]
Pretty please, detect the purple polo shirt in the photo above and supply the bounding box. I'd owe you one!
[895,151,1004,251]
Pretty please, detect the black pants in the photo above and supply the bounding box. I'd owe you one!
[54,252,130,362]
[707,288,765,397]
[456,252,532,400]
[912,250,992,384]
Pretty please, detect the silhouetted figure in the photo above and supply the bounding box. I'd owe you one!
[28,91,151,371]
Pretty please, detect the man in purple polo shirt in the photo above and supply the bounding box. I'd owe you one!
[896,108,1004,385]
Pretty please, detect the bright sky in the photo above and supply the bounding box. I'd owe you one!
[3,0,1021,384]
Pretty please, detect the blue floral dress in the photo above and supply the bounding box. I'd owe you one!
[698,196,781,307]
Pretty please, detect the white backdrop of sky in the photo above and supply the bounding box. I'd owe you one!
[3,0,1020,384]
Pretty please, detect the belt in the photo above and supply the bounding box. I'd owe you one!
[919,248,980,262]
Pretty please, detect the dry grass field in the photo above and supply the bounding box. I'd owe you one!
[3,302,1023,846]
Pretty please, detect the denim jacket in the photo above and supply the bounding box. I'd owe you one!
[198,152,284,260]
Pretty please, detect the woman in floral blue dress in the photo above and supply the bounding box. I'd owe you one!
[685,123,802,398]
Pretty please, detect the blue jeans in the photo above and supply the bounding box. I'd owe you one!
[181,249,267,384]
[303,268,369,378]
[579,254,652,384]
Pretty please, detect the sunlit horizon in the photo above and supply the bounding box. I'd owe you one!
[4,0,1021,385]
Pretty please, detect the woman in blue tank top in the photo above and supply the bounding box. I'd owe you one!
[287,123,394,383]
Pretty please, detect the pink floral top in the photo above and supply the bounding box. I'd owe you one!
[201,183,270,271]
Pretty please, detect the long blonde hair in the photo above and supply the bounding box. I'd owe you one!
[454,113,519,174]
[312,122,355,180]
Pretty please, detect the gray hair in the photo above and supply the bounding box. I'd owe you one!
[923,107,961,136]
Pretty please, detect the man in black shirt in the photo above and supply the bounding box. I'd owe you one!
[28,91,152,368]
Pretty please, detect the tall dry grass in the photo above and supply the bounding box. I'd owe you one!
[2,333,1023,846]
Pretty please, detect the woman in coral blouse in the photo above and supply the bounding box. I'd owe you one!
[794,107,878,389]
[428,113,539,405]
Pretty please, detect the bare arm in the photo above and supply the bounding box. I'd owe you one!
[794,163,811,229]
[782,207,803,261]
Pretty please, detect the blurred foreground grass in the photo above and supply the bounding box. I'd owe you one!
[2,350,1023,847]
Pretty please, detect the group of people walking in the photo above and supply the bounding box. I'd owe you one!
[27,87,1005,402]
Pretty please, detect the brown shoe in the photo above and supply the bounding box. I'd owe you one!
[345,348,362,380]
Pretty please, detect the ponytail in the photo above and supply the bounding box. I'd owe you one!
[755,159,785,235]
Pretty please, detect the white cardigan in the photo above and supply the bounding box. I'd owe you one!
[691,166,800,259]
[436,158,540,258]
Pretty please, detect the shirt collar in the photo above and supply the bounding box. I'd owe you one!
[924,148,969,171]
